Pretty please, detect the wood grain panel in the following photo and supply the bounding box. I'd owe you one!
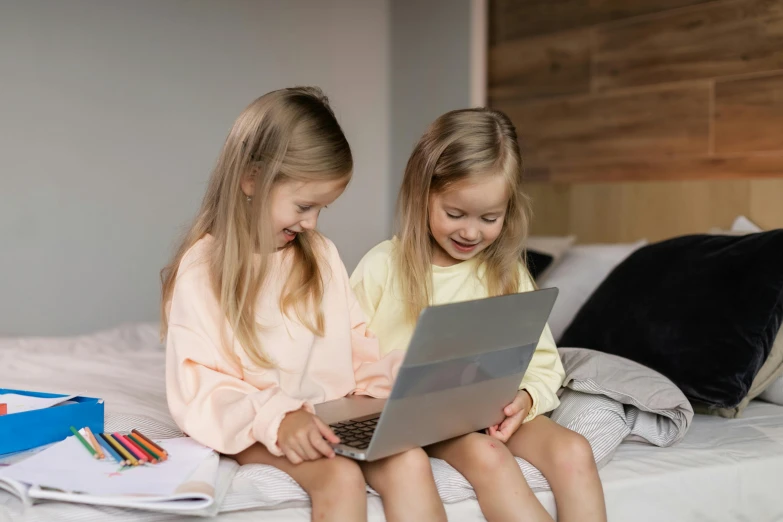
[524,182,572,236]
[594,0,783,90]
[489,29,591,103]
[489,0,710,43]
[749,178,783,228]
[715,72,783,153]
[614,179,752,241]
[500,84,710,162]
[534,153,783,182]
[526,179,756,243]
[567,183,629,242]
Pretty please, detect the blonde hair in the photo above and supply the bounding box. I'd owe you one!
[160,86,352,368]
[395,107,531,323]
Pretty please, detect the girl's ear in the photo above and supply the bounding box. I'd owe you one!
[241,171,256,197]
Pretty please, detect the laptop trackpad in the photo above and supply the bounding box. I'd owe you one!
[315,396,386,425]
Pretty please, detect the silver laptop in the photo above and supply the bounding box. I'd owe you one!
[314,287,558,461]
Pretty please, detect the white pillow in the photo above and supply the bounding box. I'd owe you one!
[731,215,762,233]
[759,376,783,405]
[538,240,648,342]
[708,215,763,235]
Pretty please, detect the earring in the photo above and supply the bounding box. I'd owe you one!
[246,195,252,203]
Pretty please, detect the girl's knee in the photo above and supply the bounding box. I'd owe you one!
[372,447,434,490]
[309,456,365,497]
[389,447,433,476]
[551,430,596,473]
[460,433,517,475]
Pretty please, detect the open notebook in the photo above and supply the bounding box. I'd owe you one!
[0,436,237,516]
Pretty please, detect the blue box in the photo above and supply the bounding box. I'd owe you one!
[0,389,104,456]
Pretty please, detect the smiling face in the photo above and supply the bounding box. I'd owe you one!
[428,173,510,267]
[268,177,348,248]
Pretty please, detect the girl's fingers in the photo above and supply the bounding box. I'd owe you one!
[283,446,303,465]
[297,434,322,461]
[499,415,522,439]
[488,429,505,441]
[290,439,313,462]
[310,430,336,458]
[504,393,526,416]
[314,416,340,444]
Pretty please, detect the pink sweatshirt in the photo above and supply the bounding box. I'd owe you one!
[165,235,402,456]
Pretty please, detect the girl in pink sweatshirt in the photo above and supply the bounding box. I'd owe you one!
[160,87,445,522]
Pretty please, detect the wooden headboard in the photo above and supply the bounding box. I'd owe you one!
[488,0,783,243]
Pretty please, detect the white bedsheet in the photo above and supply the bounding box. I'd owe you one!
[1,323,782,522]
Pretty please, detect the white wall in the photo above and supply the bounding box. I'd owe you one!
[0,0,390,335]
[389,0,483,221]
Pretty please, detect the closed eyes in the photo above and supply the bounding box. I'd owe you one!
[297,204,328,213]
[446,212,498,224]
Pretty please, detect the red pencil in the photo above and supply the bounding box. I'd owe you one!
[113,433,147,463]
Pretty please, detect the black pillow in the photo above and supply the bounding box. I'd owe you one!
[559,230,783,410]
[525,249,553,280]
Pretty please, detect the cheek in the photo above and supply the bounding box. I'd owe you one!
[270,203,294,228]
[429,213,450,238]
[483,222,504,243]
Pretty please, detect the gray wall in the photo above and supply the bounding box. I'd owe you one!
[389,0,476,227]
[0,0,391,335]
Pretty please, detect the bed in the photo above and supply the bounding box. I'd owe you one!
[1,326,782,522]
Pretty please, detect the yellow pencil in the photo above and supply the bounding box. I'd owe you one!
[84,427,105,460]
[104,433,139,466]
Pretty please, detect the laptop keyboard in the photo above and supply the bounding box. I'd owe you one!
[329,416,379,450]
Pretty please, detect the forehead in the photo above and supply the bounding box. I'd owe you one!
[436,175,509,212]
[278,177,348,203]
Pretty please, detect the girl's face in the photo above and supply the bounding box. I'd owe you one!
[428,174,509,267]
[268,178,347,248]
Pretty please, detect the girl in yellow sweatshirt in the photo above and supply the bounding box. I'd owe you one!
[161,87,446,522]
[351,108,606,522]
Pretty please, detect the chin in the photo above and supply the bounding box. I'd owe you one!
[449,250,478,261]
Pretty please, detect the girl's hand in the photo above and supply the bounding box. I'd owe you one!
[277,409,340,464]
[488,390,532,443]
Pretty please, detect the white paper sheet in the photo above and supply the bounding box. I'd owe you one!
[0,436,214,497]
[0,393,79,414]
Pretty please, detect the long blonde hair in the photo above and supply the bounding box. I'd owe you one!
[395,107,531,323]
[160,86,352,368]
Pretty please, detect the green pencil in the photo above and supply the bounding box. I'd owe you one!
[70,426,98,458]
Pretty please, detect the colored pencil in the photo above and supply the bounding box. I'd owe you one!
[113,433,147,463]
[131,429,168,458]
[69,426,98,458]
[131,430,168,458]
[104,433,138,466]
[130,433,166,462]
[97,433,125,464]
[127,433,159,463]
[125,433,156,462]
[83,427,105,459]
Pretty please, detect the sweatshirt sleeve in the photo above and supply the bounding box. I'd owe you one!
[165,264,313,457]
[349,241,391,321]
[517,267,566,422]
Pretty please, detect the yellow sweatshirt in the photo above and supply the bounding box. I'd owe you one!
[350,239,565,422]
